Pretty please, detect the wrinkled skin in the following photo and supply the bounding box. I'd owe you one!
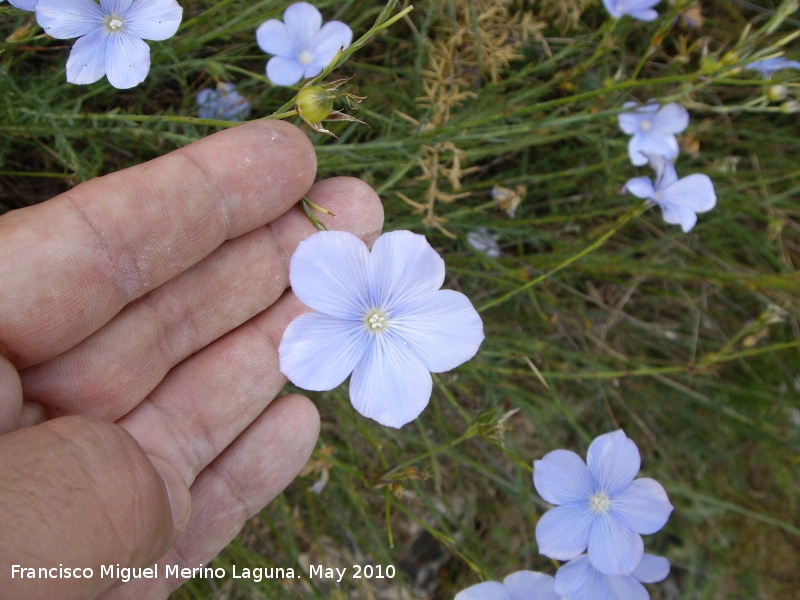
[0,121,384,599]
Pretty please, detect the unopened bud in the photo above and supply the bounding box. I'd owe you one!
[297,86,333,123]
[768,84,788,101]
[721,50,740,66]
[781,100,799,114]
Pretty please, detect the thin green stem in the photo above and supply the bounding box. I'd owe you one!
[478,201,651,312]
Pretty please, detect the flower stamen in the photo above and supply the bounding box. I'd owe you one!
[364,309,389,333]
[105,16,124,32]
[298,50,314,65]
[639,119,652,132]
[589,492,611,514]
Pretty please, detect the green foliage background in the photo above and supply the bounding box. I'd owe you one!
[2,0,800,598]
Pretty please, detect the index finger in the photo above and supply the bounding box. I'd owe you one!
[0,121,316,369]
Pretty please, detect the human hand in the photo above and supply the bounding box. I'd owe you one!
[0,121,384,600]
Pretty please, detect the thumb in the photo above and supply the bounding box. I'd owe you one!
[0,415,192,600]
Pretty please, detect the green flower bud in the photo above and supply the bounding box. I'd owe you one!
[297,86,334,123]
[768,84,788,102]
[780,100,799,114]
[721,50,740,66]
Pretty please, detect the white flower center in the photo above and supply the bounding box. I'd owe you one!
[654,191,663,202]
[364,309,389,333]
[104,16,124,32]
[298,50,314,65]
[640,119,652,132]
[589,492,611,514]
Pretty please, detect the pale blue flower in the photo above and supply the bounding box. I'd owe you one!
[624,154,716,233]
[618,102,689,166]
[4,0,38,10]
[257,2,352,87]
[197,83,251,121]
[279,230,484,429]
[35,0,183,89]
[602,0,660,21]
[533,430,673,577]
[555,554,670,600]
[467,227,501,258]
[745,57,800,78]
[455,571,561,600]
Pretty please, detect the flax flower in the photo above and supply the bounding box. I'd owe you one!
[467,227,501,258]
[197,83,250,121]
[618,102,689,166]
[257,2,352,86]
[35,0,183,89]
[554,554,671,600]
[745,57,800,78]
[279,230,484,429]
[455,571,560,600]
[534,430,673,576]
[624,154,716,233]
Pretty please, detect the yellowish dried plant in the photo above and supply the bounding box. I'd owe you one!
[536,0,597,32]
[402,0,544,234]
[418,0,545,127]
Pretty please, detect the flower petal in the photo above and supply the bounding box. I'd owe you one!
[308,20,353,71]
[653,103,689,134]
[553,555,593,595]
[257,19,297,57]
[632,554,670,583]
[618,112,646,135]
[123,0,183,41]
[601,0,623,18]
[302,61,324,79]
[279,311,367,391]
[611,478,673,534]
[504,571,560,600]
[389,289,483,373]
[607,575,649,600]
[627,8,658,22]
[454,582,511,600]
[648,154,679,188]
[368,230,445,309]
[35,0,104,39]
[587,430,640,494]
[289,230,371,319]
[623,177,655,199]
[628,131,679,166]
[660,203,697,233]
[65,29,108,85]
[101,0,133,14]
[283,1,322,50]
[267,55,306,86]
[533,449,593,505]
[588,514,644,576]
[535,502,594,561]
[745,57,800,77]
[105,31,150,89]
[8,0,38,10]
[349,336,432,428]
[662,174,716,213]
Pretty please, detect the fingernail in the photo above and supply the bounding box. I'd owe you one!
[148,455,192,533]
